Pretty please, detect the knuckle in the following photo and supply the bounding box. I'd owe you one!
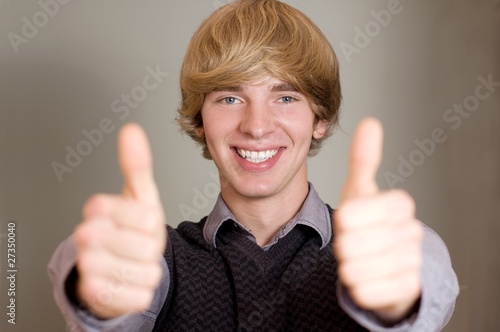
[149,235,165,257]
[83,194,109,217]
[337,263,350,284]
[399,249,421,270]
[73,224,87,248]
[152,263,163,283]
[77,252,97,275]
[413,252,423,270]
[136,291,154,312]
[407,220,424,241]
[142,208,162,233]
[350,286,370,308]
[338,262,358,287]
[145,207,164,233]
[142,239,159,260]
[74,222,95,249]
[399,274,421,297]
[414,222,425,240]
[79,277,103,305]
[145,264,163,287]
[333,238,348,261]
[335,201,350,216]
[409,276,422,298]
[336,200,356,218]
[74,220,106,249]
[334,209,351,232]
[392,189,415,212]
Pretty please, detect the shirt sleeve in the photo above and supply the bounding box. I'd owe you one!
[47,235,170,332]
[337,223,459,332]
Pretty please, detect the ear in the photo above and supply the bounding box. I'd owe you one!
[194,126,205,138]
[312,120,328,139]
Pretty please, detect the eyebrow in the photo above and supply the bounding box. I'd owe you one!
[212,86,243,92]
[211,82,298,93]
[270,83,297,92]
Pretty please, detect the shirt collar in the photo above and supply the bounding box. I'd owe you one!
[203,183,332,249]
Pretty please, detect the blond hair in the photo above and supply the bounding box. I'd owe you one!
[177,0,341,159]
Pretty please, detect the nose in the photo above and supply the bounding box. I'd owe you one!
[239,101,276,139]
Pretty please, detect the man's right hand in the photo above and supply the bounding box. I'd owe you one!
[74,123,167,319]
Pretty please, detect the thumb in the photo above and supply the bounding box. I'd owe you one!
[340,118,383,202]
[119,123,160,206]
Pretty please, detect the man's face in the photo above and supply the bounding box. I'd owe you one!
[199,76,327,203]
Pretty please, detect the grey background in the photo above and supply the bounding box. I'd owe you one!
[1,0,499,331]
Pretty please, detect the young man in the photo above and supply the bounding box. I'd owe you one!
[49,0,458,331]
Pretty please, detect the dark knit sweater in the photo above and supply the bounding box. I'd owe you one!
[152,217,367,331]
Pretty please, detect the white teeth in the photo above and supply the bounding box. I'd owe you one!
[237,148,278,164]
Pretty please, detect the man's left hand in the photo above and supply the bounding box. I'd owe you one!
[334,118,424,324]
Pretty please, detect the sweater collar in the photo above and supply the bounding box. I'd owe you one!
[203,183,332,249]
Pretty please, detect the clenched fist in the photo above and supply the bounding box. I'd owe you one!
[334,119,424,323]
[73,124,167,319]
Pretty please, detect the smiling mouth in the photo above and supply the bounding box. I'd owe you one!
[236,148,279,164]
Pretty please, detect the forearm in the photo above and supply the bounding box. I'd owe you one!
[47,235,168,332]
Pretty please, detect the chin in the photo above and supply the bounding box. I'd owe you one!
[229,178,280,200]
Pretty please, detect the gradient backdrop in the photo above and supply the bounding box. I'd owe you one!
[1,0,499,331]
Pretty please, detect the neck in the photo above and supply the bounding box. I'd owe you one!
[221,180,309,247]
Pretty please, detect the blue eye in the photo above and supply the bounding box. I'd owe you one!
[223,97,237,104]
[280,96,295,103]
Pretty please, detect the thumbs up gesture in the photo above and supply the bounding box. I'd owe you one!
[74,124,167,319]
[334,118,424,323]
